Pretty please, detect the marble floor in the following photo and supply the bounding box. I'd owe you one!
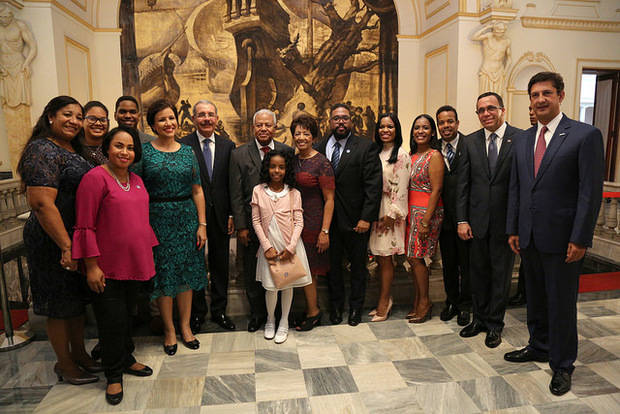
[2,292,620,413]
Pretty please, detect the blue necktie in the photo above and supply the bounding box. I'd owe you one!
[331,141,341,169]
[446,142,455,167]
[202,138,213,179]
[488,133,498,173]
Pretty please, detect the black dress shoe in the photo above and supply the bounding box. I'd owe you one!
[550,370,571,396]
[440,304,458,321]
[348,309,362,326]
[504,347,549,363]
[190,316,204,335]
[329,309,343,325]
[212,313,236,331]
[124,364,153,377]
[105,382,123,406]
[182,337,200,350]
[457,311,470,326]
[163,343,177,356]
[459,320,486,338]
[485,328,502,348]
[508,292,526,306]
[248,317,266,332]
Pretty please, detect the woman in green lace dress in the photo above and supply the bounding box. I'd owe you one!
[132,99,207,355]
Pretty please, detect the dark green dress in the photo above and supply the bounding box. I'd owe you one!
[132,142,206,299]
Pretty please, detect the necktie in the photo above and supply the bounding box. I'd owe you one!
[202,138,213,179]
[331,141,341,169]
[260,146,271,157]
[534,126,548,177]
[446,142,455,168]
[488,133,498,173]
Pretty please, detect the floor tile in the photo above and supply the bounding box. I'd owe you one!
[590,316,620,335]
[210,332,255,353]
[201,374,255,406]
[1,361,57,389]
[480,350,542,375]
[568,366,619,398]
[577,304,617,318]
[308,392,366,413]
[459,375,528,411]
[501,325,531,348]
[437,352,497,380]
[483,406,539,414]
[581,392,620,413]
[145,408,199,414]
[339,341,390,365]
[330,324,377,344]
[146,377,205,408]
[419,333,472,356]
[0,386,50,413]
[379,337,433,360]
[257,397,311,414]
[158,353,210,378]
[206,351,254,376]
[367,319,415,340]
[360,387,424,413]
[293,326,337,347]
[199,402,256,413]
[577,339,619,364]
[414,382,480,413]
[255,348,301,373]
[34,382,100,413]
[590,335,620,357]
[349,362,407,392]
[90,378,155,412]
[587,360,620,388]
[297,345,346,369]
[393,357,452,385]
[407,319,454,336]
[578,319,618,339]
[255,370,307,402]
[503,370,577,405]
[534,399,597,414]
[303,366,358,396]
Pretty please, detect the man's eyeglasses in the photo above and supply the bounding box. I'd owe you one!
[331,115,351,122]
[475,105,502,115]
[85,116,109,125]
[195,112,217,120]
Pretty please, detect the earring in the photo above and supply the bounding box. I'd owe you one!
[49,119,52,124]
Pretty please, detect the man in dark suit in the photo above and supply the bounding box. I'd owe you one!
[504,72,604,395]
[435,105,471,327]
[180,100,236,333]
[315,103,382,326]
[229,109,293,332]
[456,92,521,348]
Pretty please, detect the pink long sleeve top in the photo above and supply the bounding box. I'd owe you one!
[72,166,158,281]
[251,184,304,255]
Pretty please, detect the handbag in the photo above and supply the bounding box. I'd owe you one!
[267,189,307,289]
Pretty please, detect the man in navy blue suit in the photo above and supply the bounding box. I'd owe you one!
[504,72,604,396]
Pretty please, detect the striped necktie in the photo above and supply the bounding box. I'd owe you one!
[331,141,341,169]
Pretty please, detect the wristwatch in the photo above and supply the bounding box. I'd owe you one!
[321,228,329,234]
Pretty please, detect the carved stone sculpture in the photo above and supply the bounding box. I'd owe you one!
[472,22,511,96]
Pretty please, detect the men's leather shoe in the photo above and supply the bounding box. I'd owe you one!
[457,311,470,326]
[485,328,502,348]
[190,316,204,334]
[329,309,343,325]
[504,347,549,363]
[508,292,526,306]
[459,320,486,338]
[549,370,571,396]
[348,309,362,326]
[212,313,236,331]
[247,317,266,332]
[440,304,458,321]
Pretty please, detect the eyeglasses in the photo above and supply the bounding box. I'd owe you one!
[195,112,217,120]
[85,116,109,125]
[475,105,502,115]
[331,115,351,122]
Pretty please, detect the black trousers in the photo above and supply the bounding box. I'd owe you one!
[515,262,526,298]
[92,279,146,383]
[240,232,266,319]
[192,211,231,320]
[521,240,582,373]
[469,233,515,330]
[328,227,370,312]
[439,227,471,310]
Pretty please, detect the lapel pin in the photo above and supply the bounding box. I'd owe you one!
[559,133,566,136]
[506,139,512,143]
[137,185,141,189]
[346,149,351,153]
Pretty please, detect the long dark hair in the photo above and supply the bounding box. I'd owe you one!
[17,95,83,178]
[409,114,438,154]
[374,112,403,164]
[259,149,296,189]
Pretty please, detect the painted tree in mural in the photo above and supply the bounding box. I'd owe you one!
[278,0,379,112]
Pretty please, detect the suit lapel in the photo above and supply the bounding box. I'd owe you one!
[491,125,514,181]
[189,132,210,185]
[525,127,536,181]
[335,135,357,175]
[474,131,491,178]
[248,140,262,171]
[533,115,571,185]
[211,133,224,182]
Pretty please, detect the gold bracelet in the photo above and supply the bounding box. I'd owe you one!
[199,222,207,227]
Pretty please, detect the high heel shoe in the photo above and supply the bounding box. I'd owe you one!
[409,304,433,324]
[368,309,377,317]
[181,336,200,350]
[371,297,393,322]
[163,343,177,356]
[54,363,99,385]
[296,311,322,331]
[105,381,123,405]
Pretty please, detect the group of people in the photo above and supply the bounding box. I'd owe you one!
[18,70,603,404]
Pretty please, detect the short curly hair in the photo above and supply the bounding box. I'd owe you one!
[146,99,178,132]
[259,149,297,188]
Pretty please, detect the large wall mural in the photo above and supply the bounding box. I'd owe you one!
[120,0,397,144]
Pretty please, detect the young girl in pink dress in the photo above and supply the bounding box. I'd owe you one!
[251,150,311,344]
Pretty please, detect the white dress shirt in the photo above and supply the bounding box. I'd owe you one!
[535,112,563,150]
[440,133,460,171]
[325,133,350,161]
[197,130,215,171]
[255,139,275,160]
[484,122,507,155]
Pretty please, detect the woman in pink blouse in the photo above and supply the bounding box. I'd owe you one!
[72,126,158,406]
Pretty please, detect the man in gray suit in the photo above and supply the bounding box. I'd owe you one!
[229,109,293,332]
[456,92,522,348]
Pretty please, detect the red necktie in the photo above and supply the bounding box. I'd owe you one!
[534,126,548,177]
[260,146,270,155]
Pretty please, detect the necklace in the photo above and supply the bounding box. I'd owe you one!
[106,165,130,192]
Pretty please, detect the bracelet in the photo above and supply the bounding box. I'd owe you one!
[199,222,207,227]
[321,229,329,234]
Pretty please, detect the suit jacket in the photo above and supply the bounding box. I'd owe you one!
[180,132,235,232]
[440,133,466,231]
[229,140,293,230]
[315,134,382,231]
[456,123,522,238]
[507,114,604,254]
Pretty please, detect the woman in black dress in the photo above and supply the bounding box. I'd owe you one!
[18,96,100,385]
